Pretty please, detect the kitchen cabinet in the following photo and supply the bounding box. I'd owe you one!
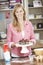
[24,0,43,41]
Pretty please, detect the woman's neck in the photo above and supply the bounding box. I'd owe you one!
[19,20,24,31]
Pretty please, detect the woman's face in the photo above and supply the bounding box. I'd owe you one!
[15,7,24,20]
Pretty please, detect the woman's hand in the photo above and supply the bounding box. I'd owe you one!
[11,43,16,48]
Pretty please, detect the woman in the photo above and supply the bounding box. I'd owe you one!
[7,4,36,57]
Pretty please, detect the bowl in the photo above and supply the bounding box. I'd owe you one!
[34,48,43,55]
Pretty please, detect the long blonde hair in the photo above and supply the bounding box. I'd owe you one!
[12,4,26,32]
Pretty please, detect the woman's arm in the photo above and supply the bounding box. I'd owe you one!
[7,24,15,48]
[29,22,36,44]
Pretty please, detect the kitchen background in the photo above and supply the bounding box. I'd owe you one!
[0,0,43,60]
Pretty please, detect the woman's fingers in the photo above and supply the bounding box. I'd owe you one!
[11,44,16,48]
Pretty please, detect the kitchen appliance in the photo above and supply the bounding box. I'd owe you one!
[37,23,43,29]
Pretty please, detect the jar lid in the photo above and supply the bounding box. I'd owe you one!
[3,44,9,52]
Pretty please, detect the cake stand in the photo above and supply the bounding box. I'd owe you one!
[16,42,33,53]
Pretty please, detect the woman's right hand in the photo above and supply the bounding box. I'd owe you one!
[11,43,16,48]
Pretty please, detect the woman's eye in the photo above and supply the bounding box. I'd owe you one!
[20,10,22,12]
[16,10,23,14]
[16,11,18,13]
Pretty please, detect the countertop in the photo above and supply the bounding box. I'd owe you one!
[0,57,43,65]
[0,41,43,49]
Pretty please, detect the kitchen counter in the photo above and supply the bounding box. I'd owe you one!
[32,41,43,49]
[0,57,43,65]
[0,41,43,48]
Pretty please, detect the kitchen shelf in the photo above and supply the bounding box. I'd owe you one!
[0,2,21,11]
[29,18,43,20]
[34,29,43,31]
[28,6,43,9]
[0,8,13,11]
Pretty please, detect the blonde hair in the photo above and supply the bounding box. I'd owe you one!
[12,4,26,32]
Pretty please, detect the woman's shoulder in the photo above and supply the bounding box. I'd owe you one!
[25,20,34,29]
[25,20,32,25]
[8,22,13,28]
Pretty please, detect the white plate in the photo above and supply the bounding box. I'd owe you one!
[16,42,33,47]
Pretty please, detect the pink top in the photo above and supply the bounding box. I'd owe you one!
[7,21,36,57]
